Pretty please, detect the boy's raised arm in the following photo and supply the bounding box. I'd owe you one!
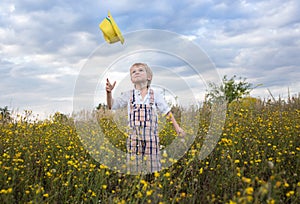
[106,78,116,110]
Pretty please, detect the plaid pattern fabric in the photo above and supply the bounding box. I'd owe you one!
[127,89,161,173]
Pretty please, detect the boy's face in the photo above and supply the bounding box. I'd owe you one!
[130,65,151,84]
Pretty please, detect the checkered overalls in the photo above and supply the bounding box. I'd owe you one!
[126,89,161,173]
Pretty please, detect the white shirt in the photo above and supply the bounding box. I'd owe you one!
[112,88,171,115]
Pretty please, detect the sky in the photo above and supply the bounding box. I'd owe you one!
[1,0,300,119]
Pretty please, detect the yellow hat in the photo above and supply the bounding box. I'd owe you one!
[99,11,124,44]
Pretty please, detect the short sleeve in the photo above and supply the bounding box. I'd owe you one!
[111,91,131,110]
[154,91,171,115]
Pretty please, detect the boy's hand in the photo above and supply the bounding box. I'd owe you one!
[106,78,116,93]
[176,127,185,137]
[176,127,186,143]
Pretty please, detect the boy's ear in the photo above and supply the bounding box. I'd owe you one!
[130,75,134,83]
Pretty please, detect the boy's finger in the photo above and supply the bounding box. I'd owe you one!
[112,81,116,88]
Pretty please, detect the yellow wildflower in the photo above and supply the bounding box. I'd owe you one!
[146,190,153,196]
[245,187,253,195]
[286,191,294,197]
[164,172,171,177]
[242,177,251,184]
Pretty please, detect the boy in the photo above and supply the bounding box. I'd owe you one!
[106,63,184,173]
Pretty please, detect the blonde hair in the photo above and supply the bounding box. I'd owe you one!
[130,63,153,88]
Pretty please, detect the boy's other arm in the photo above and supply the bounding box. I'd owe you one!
[166,111,185,136]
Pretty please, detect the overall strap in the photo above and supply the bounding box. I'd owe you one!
[130,89,135,105]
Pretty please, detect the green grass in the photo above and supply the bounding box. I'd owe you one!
[0,96,299,203]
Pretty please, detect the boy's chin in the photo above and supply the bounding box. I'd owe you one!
[133,80,146,84]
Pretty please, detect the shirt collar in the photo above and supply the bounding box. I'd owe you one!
[133,88,150,102]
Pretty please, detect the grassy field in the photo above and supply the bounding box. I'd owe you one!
[0,96,299,203]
